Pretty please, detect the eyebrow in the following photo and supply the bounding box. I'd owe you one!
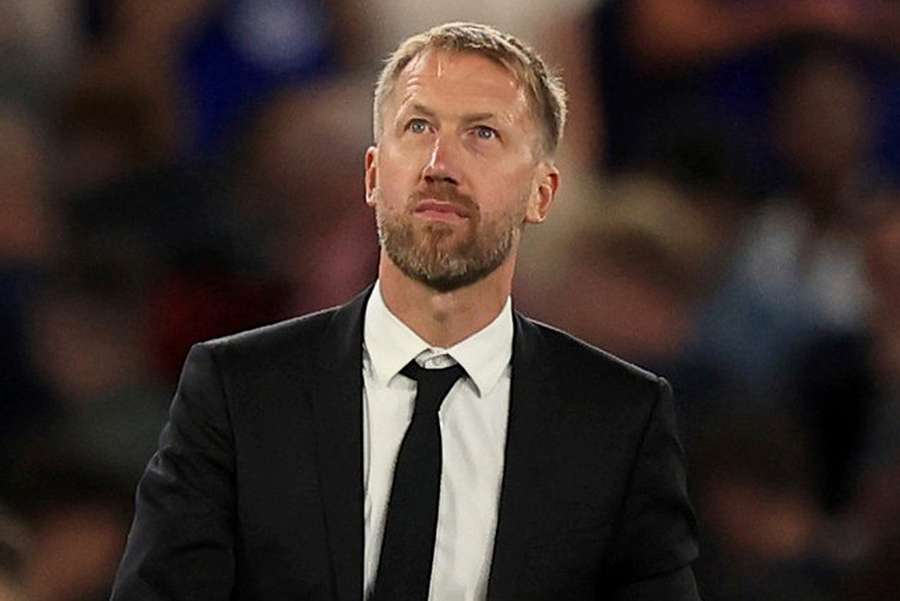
[406,103,437,119]
[401,104,499,125]
[461,112,497,125]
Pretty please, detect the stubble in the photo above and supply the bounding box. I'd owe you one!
[374,187,526,292]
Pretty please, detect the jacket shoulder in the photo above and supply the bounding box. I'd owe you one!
[189,305,344,379]
[205,306,335,351]
[517,314,664,393]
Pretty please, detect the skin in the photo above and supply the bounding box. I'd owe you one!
[365,49,560,347]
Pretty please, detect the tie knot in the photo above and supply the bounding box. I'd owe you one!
[401,360,466,415]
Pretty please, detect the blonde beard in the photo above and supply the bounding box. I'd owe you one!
[374,191,525,292]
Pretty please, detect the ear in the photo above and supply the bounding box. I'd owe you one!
[524,162,560,224]
[365,145,378,207]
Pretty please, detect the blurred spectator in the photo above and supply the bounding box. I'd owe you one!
[76,0,363,157]
[690,36,882,400]
[790,190,900,526]
[73,0,218,158]
[727,189,900,598]
[588,0,900,191]
[54,84,168,194]
[521,172,727,362]
[22,258,169,485]
[0,105,57,474]
[45,2,378,385]
[515,167,748,440]
[57,145,290,386]
[177,0,351,154]
[690,414,837,601]
[225,76,378,317]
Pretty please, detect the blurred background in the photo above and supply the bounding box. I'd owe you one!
[1,1,899,599]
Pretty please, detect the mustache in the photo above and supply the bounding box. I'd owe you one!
[409,183,477,213]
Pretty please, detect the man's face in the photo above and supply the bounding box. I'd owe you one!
[365,49,557,292]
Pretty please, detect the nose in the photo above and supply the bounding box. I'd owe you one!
[422,136,460,186]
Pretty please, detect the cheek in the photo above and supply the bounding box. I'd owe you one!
[478,165,534,206]
[374,161,409,199]
[372,175,416,220]
[377,145,425,187]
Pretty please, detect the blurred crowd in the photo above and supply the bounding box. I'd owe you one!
[1,1,899,600]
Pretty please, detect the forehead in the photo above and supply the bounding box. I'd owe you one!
[390,49,530,120]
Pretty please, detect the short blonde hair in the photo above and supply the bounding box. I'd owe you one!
[373,22,567,157]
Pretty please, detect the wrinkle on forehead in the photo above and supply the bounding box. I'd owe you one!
[392,50,531,130]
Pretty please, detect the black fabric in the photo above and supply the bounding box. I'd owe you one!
[110,287,701,601]
[372,361,465,601]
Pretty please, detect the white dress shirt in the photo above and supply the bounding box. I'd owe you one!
[362,281,513,601]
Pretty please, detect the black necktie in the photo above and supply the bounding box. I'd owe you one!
[372,359,466,601]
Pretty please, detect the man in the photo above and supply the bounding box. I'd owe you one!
[111,22,700,601]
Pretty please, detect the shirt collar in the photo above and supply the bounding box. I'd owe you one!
[363,280,513,397]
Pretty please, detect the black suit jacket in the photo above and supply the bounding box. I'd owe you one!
[112,288,700,600]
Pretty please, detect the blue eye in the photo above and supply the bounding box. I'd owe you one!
[408,119,428,134]
[475,126,498,140]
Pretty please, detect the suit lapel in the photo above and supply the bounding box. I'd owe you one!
[311,286,372,601]
[487,314,562,601]
[309,296,560,601]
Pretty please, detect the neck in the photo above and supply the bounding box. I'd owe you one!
[378,253,515,348]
